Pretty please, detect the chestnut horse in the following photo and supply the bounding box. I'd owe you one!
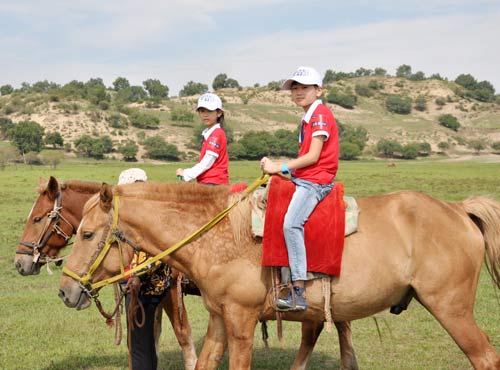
[59,181,500,369]
[14,176,198,370]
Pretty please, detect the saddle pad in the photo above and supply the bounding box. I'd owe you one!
[262,175,346,276]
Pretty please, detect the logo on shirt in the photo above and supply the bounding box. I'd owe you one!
[312,121,327,128]
[208,136,220,149]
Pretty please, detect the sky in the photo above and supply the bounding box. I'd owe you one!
[1,0,499,96]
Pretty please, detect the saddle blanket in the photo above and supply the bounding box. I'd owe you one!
[261,175,346,276]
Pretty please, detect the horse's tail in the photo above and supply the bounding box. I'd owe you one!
[462,196,500,289]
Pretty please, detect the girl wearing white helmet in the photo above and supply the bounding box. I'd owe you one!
[176,93,229,185]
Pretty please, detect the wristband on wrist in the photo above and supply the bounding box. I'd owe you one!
[281,162,290,175]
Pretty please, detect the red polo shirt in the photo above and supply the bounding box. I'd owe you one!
[292,100,339,184]
[197,126,229,185]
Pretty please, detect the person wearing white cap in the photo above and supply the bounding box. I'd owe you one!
[176,93,229,185]
[260,66,339,311]
[118,168,173,370]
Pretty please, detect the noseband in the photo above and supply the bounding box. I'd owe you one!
[16,191,75,265]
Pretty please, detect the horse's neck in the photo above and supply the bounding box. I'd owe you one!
[121,196,258,279]
[63,187,98,226]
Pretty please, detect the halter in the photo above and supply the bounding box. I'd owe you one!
[62,174,270,299]
[17,191,75,265]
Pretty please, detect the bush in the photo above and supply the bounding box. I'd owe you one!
[435,97,446,107]
[438,114,460,131]
[326,89,357,109]
[401,143,419,159]
[491,141,500,153]
[468,139,485,154]
[143,135,180,160]
[354,84,373,97]
[119,141,139,161]
[385,95,412,114]
[376,139,403,157]
[130,112,160,129]
[340,141,361,160]
[438,141,450,151]
[414,96,427,112]
[170,109,194,122]
[107,113,128,129]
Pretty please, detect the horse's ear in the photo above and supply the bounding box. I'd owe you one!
[99,183,113,212]
[47,176,59,200]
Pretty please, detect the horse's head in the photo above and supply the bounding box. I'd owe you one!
[58,183,135,310]
[15,176,76,275]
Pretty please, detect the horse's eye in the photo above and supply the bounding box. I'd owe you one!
[33,217,42,223]
[82,231,94,240]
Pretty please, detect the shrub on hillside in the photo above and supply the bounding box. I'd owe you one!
[468,139,485,154]
[438,114,460,131]
[170,109,194,122]
[130,112,160,129]
[491,141,500,153]
[435,97,446,107]
[326,89,357,109]
[354,84,373,97]
[385,95,412,114]
[143,135,180,160]
[45,132,64,148]
[438,141,450,152]
[107,113,128,129]
[414,96,427,111]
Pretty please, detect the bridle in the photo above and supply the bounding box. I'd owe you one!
[62,174,271,299]
[16,191,75,265]
[63,196,142,299]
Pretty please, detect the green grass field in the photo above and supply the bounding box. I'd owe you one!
[1,159,500,370]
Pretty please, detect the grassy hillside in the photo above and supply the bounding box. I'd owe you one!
[1,76,500,161]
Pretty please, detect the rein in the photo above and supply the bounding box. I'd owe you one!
[62,174,270,297]
[17,191,74,265]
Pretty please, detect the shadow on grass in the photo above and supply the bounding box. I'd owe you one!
[41,353,128,370]
[157,346,340,370]
[41,347,340,370]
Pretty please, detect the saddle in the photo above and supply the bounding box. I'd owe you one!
[256,175,359,277]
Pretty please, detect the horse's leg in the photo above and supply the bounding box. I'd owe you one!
[161,287,198,370]
[417,288,500,369]
[223,306,259,370]
[291,321,358,370]
[290,321,323,370]
[196,312,228,370]
[153,304,163,361]
[334,321,359,370]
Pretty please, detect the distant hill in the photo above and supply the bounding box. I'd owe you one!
[1,75,500,161]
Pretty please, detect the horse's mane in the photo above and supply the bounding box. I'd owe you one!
[113,181,253,245]
[114,181,231,205]
[61,180,102,194]
[36,179,102,194]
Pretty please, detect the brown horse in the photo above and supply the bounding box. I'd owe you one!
[14,176,198,370]
[58,180,500,370]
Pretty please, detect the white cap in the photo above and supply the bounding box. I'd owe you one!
[196,93,223,111]
[282,66,323,90]
[118,168,148,185]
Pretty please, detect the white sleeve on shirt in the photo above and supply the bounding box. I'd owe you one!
[182,152,217,182]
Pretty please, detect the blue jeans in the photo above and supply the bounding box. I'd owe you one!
[283,177,333,281]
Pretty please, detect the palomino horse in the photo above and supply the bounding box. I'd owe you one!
[58,181,500,370]
[14,176,198,370]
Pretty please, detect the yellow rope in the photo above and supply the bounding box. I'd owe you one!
[83,174,270,290]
